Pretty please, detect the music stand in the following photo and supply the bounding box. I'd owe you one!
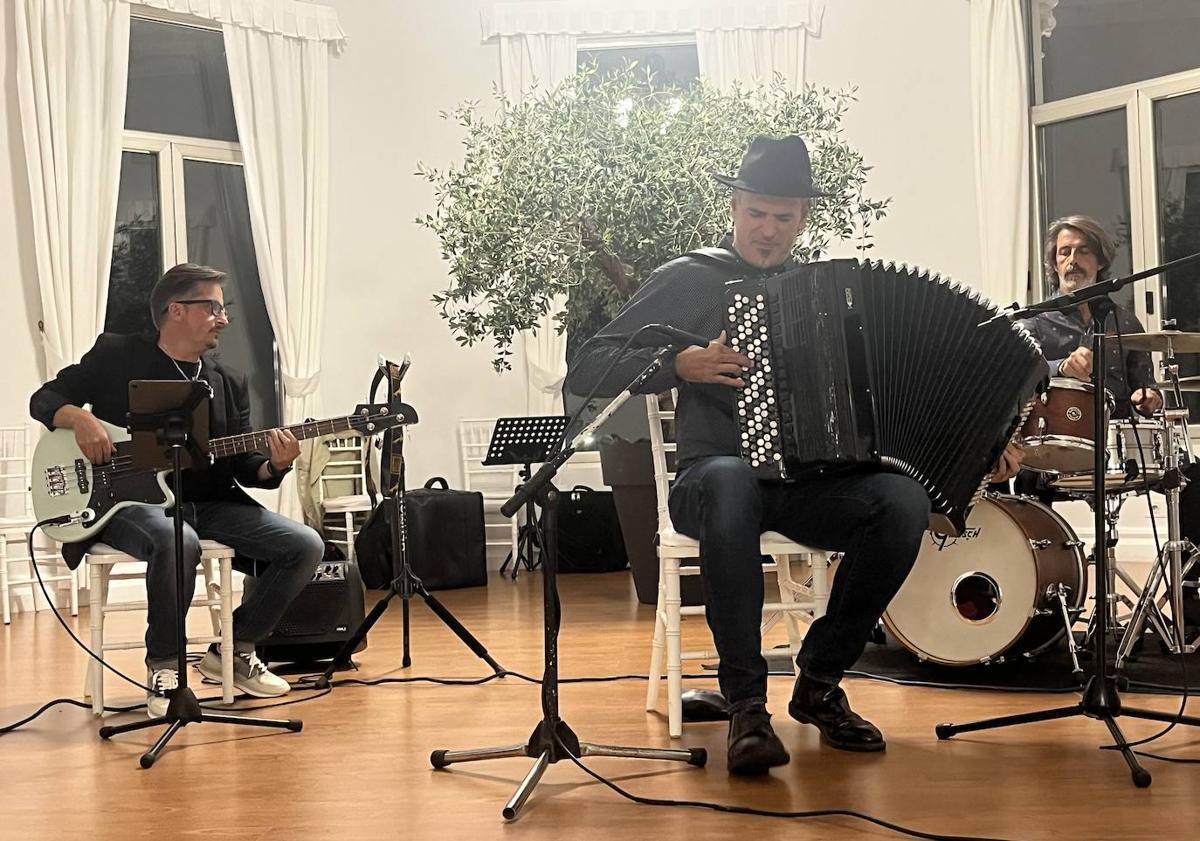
[486,416,571,579]
[98,380,301,768]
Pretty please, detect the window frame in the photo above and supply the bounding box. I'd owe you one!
[1030,66,1200,326]
[116,9,284,426]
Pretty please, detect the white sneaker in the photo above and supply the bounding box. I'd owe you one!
[146,667,179,718]
[197,647,290,698]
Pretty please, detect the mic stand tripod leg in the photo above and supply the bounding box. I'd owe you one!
[313,561,505,688]
[430,483,705,820]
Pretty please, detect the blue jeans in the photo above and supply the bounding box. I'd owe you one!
[99,501,325,670]
[668,457,930,707]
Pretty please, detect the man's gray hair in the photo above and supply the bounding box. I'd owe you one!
[1043,215,1117,287]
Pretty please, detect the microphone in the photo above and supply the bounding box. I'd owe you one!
[636,324,713,349]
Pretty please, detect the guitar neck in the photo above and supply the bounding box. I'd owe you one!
[208,416,363,459]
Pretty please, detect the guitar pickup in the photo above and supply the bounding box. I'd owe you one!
[44,465,67,497]
[74,459,90,495]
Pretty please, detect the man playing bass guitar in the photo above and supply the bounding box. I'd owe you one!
[30,263,325,715]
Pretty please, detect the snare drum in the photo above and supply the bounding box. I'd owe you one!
[883,494,1086,666]
[1049,418,1165,493]
[1020,378,1106,474]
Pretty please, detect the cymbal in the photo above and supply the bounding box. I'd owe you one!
[1117,330,1200,353]
[1156,375,1200,392]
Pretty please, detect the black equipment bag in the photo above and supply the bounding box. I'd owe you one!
[544,485,628,573]
[354,477,487,590]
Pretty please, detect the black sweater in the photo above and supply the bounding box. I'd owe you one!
[30,332,283,505]
[564,237,797,467]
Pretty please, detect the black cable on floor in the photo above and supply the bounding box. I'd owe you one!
[552,733,1023,841]
[24,521,151,693]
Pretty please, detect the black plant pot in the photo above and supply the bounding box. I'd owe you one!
[598,437,704,607]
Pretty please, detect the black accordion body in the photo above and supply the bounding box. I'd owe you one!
[724,259,1044,535]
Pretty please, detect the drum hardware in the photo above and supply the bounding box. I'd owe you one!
[1155,375,1200,392]
[1115,346,1196,666]
[1049,582,1085,678]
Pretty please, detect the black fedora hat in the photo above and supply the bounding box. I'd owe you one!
[713,135,829,198]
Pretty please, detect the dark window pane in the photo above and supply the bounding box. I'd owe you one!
[182,159,279,429]
[126,18,238,141]
[578,44,699,90]
[106,151,162,336]
[1037,110,1134,311]
[1155,93,1200,414]
[1040,0,1200,102]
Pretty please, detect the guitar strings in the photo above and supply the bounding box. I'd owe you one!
[45,411,400,482]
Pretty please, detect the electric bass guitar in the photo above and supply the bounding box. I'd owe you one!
[30,403,415,544]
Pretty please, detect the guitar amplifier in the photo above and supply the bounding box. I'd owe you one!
[242,557,367,663]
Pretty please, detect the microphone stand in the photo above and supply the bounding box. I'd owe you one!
[943,257,1200,787]
[97,380,301,768]
[430,345,706,820]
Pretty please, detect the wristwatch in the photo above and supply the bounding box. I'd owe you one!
[266,460,291,479]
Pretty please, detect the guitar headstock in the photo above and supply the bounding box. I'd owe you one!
[350,402,419,436]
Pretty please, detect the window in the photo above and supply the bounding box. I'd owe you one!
[107,16,280,429]
[1028,2,1200,422]
[578,42,700,89]
[1035,0,1200,104]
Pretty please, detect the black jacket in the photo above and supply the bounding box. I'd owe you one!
[1016,292,1154,415]
[564,237,797,467]
[30,332,284,506]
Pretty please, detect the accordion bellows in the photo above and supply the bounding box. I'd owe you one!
[725,259,1045,535]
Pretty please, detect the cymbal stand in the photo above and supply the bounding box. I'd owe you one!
[1117,338,1196,662]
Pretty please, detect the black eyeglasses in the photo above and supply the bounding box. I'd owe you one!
[171,299,231,319]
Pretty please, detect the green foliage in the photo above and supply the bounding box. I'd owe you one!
[417,64,890,371]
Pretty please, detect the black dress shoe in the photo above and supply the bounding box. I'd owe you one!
[727,703,790,775]
[787,675,885,752]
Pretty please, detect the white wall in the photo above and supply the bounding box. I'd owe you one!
[808,0,981,287]
[319,0,528,490]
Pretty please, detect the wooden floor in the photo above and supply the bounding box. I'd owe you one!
[1,573,1198,841]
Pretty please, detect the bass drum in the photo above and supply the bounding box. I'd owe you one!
[883,495,1086,666]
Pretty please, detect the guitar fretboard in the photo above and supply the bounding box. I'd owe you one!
[208,416,364,459]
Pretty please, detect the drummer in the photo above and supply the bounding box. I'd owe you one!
[1012,215,1162,499]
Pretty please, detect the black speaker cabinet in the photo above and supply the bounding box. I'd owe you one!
[243,557,367,664]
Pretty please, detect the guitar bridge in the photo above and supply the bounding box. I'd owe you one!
[44,465,67,497]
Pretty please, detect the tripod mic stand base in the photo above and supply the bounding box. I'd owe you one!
[98,685,302,769]
[934,673,1200,788]
[431,717,706,821]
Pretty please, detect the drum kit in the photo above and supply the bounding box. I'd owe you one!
[884,329,1200,673]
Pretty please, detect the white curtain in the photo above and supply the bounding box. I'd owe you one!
[969,0,1030,307]
[497,32,577,415]
[696,27,808,91]
[15,0,130,376]
[223,20,335,516]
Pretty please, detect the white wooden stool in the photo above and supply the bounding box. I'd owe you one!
[84,540,237,715]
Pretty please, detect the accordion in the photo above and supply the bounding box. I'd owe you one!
[724,259,1044,535]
